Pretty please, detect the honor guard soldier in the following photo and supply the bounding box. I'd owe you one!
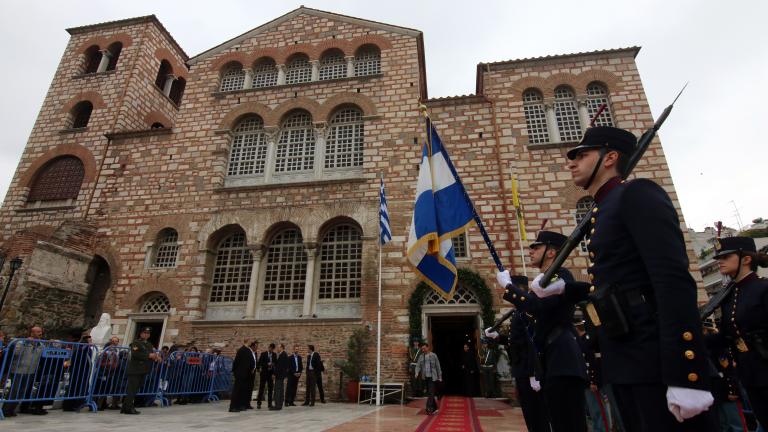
[479,340,498,398]
[408,338,423,397]
[534,126,717,430]
[490,231,588,432]
[712,236,768,426]
[123,327,159,414]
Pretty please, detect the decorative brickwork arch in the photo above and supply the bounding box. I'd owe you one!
[316,216,364,243]
[75,33,133,55]
[541,73,581,98]
[154,47,188,79]
[144,111,172,129]
[122,283,182,313]
[20,144,97,188]
[218,102,274,129]
[248,48,281,67]
[510,77,549,100]
[61,92,106,113]
[203,223,250,251]
[262,221,304,246]
[211,52,249,72]
[272,98,322,126]
[574,70,620,93]
[318,93,377,121]
[349,35,393,53]
[316,40,352,57]
[276,45,315,64]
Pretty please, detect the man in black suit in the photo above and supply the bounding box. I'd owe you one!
[229,338,256,412]
[270,343,289,411]
[247,341,258,406]
[286,345,303,406]
[303,344,321,406]
[256,342,276,409]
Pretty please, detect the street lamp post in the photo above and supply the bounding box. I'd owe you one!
[0,257,23,317]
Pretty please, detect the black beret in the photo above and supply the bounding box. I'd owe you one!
[567,126,637,160]
[530,230,568,250]
[713,236,756,259]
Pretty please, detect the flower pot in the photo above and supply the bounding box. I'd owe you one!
[345,379,359,402]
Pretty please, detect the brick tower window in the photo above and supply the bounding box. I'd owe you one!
[152,228,179,268]
[586,82,614,127]
[169,77,186,106]
[275,110,315,173]
[325,107,363,169]
[285,54,311,85]
[83,45,101,74]
[575,196,595,252]
[263,228,307,301]
[210,232,253,303]
[155,60,173,89]
[106,42,122,71]
[228,115,267,176]
[554,86,582,142]
[522,89,549,144]
[354,44,381,76]
[219,62,245,92]
[252,58,278,88]
[318,224,362,300]
[27,156,84,202]
[70,101,93,129]
[319,49,346,81]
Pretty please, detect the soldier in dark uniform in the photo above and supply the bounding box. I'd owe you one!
[491,230,587,432]
[479,340,498,398]
[408,338,423,397]
[122,327,159,414]
[712,236,768,427]
[534,126,716,431]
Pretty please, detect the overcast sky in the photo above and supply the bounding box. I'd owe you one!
[1,1,766,231]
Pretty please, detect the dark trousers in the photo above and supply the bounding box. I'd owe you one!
[246,372,255,404]
[2,374,41,414]
[257,371,273,406]
[745,386,768,429]
[229,375,251,410]
[612,383,718,432]
[463,371,477,396]
[123,373,146,411]
[316,371,325,402]
[515,375,550,432]
[286,373,300,404]
[425,377,439,413]
[273,377,285,409]
[480,367,497,398]
[305,369,317,404]
[410,369,423,397]
[543,377,587,432]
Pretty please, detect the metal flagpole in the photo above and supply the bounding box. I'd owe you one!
[376,172,383,406]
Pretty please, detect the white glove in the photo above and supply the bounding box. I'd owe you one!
[529,376,541,392]
[484,327,499,339]
[530,273,565,298]
[496,270,512,289]
[666,386,714,422]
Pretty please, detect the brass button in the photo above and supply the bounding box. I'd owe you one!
[589,285,596,293]
[682,332,693,341]
[586,239,591,245]
[589,263,594,268]
[687,373,699,382]
[590,217,596,224]
[520,296,526,302]
[590,228,595,235]
[589,252,595,259]
[684,350,695,360]
[593,207,598,213]
[589,274,594,281]
[512,293,517,299]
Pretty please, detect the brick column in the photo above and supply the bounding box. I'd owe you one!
[243,68,254,90]
[97,49,112,73]
[302,243,318,317]
[162,74,177,97]
[310,60,320,81]
[346,56,355,78]
[544,101,561,143]
[276,64,286,85]
[245,243,265,319]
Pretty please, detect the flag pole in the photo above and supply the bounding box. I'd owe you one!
[376,172,383,406]
[509,168,527,277]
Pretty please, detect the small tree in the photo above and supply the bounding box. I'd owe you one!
[338,326,371,380]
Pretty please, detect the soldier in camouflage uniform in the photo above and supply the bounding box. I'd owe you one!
[122,327,159,414]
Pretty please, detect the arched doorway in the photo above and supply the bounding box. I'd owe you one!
[83,255,111,328]
[125,292,170,348]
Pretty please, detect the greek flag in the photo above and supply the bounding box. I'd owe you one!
[379,177,392,245]
[406,120,475,298]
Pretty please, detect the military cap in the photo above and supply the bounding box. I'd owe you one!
[713,236,756,259]
[566,126,637,160]
[140,327,152,333]
[530,230,568,250]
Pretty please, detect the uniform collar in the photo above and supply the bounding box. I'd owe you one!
[736,271,758,287]
[593,176,623,203]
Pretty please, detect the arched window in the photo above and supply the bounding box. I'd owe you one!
[28,156,85,202]
[275,111,315,173]
[219,63,246,92]
[263,228,307,301]
[151,122,165,129]
[169,77,186,105]
[152,228,179,268]
[71,101,93,129]
[285,54,311,85]
[141,293,171,313]
[554,86,582,142]
[252,58,278,88]
[319,49,346,81]
[354,45,381,76]
[155,60,173,89]
[318,224,362,300]
[424,285,479,305]
[586,82,614,127]
[209,231,253,303]
[325,107,363,169]
[575,196,595,252]
[522,89,549,144]
[83,45,101,74]
[228,115,267,176]
[106,42,122,71]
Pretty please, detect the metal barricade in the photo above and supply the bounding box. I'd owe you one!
[209,356,233,400]
[163,352,230,403]
[0,338,98,419]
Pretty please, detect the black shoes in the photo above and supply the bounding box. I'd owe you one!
[268,406,281,411]
[121,408,140,415]
[245,405,254,410]
[229,408,242,413]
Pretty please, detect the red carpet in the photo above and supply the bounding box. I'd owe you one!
[414,396,484,432]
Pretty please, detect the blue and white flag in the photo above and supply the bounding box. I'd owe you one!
[406,120,475,298]
[379,177,392,245]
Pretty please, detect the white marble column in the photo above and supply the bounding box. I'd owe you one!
[245,244,265,319]
[577,98,591,130]
[310,60,320,81]
[97,49,112,73]
[301,243,318,317]
[313,123,328,178]
[264,127,279,182]
[243,68,254,90]
[544,102,561,143]
[345,56,355,78]
[162,74,176,97]
[276,64,286,85]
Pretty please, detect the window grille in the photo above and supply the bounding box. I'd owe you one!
[141,294,170,313]
[354,46,381,76]
[319,52,346,80]
[424,285,478,305]
[263,229,307,301]
[252,59,278,88]
[318,224,362,300]
[209,232,253,303]
[586,83,614,127]
[275,112,315,173]
[220,65,245,92]
[453,232,468,258]
[554,86,582,142]
[522,89,549,144]
[228,116,267,176]
[153,229,179,268]
[575,197,595,252]
[325,108,363,169]
[28,156,84,202]
[285,56,311,85]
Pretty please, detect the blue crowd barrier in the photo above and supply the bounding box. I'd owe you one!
[0,339,233,420]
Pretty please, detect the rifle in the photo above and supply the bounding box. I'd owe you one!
[699,281,734,320]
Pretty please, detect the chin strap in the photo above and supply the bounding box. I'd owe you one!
[538,244,549,269]
[584,147,608,190]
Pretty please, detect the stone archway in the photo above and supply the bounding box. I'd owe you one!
[83,255,111,328]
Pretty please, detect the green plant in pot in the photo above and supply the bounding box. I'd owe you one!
[338,326,371,401]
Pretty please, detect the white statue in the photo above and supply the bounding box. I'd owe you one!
[90,313,112,347]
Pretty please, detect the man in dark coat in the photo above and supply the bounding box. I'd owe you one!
[460,343,479,396]
[303,344,322,406]
[286,345,303,406]
[229,338,256,412]
[122,327,159,414]
[270,343,290,410]
[256,343,276,409]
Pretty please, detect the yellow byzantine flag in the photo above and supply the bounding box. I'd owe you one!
[511,175,526,241]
